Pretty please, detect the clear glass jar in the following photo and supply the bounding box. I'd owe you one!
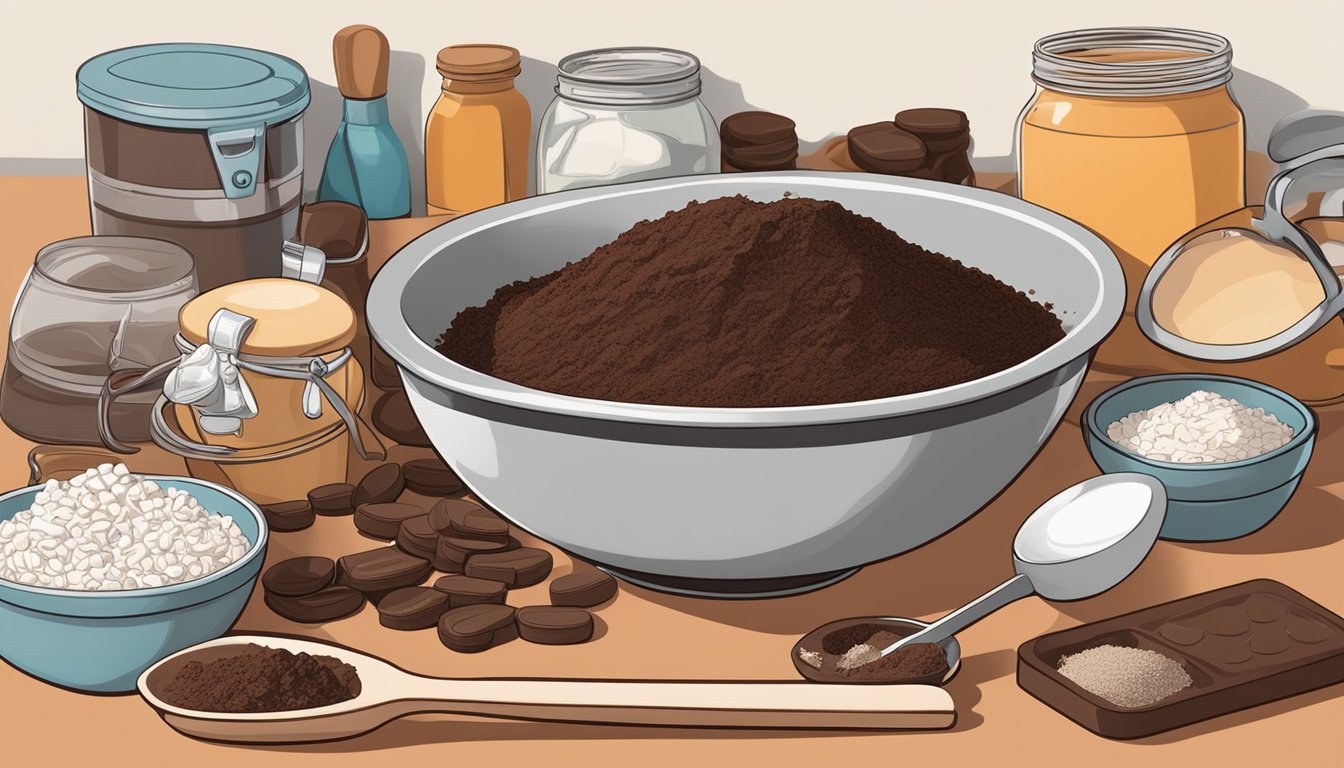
[1017,27,1245,375]
[0,236,198,445]
[538,47,719,193]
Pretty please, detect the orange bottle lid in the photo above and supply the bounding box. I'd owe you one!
[436,44,521,81]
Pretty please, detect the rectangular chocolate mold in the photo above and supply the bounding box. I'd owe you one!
[1017,579,1344,740]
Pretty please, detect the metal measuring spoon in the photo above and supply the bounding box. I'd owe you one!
[802,474,1166,674]
[1138,110,1344,361]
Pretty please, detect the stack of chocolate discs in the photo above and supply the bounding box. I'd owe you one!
[847,108,973,184]
[720,111,798,172]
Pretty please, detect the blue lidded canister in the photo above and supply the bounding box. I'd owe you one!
[77,44,310,290]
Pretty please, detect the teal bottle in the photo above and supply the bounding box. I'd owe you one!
[318,25,411,219]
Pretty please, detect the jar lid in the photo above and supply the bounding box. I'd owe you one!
[556,47,702,106]
[1032,27,1233,97]
[436,44,521,81]
[179,279,355,357]
[34,236,197,298]
[77,43,310,129]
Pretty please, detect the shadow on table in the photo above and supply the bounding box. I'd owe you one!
[1048,542,1191,626]
[944,648,1015,733]
[1131,683,1344,745]
[240,717,871,753]
[1175,484,1344,555]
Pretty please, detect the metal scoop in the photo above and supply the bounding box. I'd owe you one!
[838,474,1166,668]
[1137,110,1344,361]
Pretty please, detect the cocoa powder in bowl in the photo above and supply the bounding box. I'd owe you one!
[436,196,1064,407]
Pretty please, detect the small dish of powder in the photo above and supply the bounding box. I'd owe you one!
[1105,389,1295,464]
[1057,644,1193,708]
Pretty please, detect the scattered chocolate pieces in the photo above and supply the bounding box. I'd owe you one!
[396,515,440,561]
[430,498,509,542]
[372,391,431,447]
[354,502,425,540]
[433,574,508,609]
[265,586,366,623]
[371,343,402,390]
[308,483,357,516]
[465,547,553,587]
[847,122,927,173]
[354,463,405,508]
[261,500,315,532]
[550,570,618,608]
[434,535,516,573]
[377,586,453,630]
[438,604,518,652]
[517,606,595,645]
[845,108,974,184]
[402,457,463,496]
[262,556,336,598]
[336,547,432,594]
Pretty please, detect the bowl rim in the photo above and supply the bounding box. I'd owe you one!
[0,474,268,599]
[368,172,1126,428]
[1083,373,1318,472]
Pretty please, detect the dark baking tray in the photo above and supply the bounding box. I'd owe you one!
[1017,579,1344,739]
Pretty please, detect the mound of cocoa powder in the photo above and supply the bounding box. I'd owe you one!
[436,195,1064,407]
[157,644,360,713]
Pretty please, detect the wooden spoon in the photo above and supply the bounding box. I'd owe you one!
[138,634,955,743]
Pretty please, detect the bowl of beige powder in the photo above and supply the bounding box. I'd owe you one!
[1083,374,1315,541]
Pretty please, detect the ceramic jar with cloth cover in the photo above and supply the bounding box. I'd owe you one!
[149,248,384,504]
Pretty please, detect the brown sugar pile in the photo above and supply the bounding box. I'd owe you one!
[436,195,1065,407]
[157,644,360,713]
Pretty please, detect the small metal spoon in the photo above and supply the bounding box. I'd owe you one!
[138,634,955,743]
[802,474,1166,673]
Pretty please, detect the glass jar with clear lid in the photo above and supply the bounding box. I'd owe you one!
[538,47,719,193]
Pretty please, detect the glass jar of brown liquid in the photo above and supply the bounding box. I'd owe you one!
[1018,28,1245,376]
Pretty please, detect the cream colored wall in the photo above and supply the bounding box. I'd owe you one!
[2,0,1338,175]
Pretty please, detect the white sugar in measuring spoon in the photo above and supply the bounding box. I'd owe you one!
[854,474,1166,668]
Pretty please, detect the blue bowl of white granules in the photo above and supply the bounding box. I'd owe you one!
[0,471,266,693]
[1083,374,1316,541]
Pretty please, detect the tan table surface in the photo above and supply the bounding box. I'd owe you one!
[0,176,1341,765]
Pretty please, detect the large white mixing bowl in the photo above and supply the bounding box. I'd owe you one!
[368,173,1123,597]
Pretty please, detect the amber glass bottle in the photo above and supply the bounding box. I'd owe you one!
[425,45,530,216]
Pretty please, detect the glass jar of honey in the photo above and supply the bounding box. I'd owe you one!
[1018,28,1245,376]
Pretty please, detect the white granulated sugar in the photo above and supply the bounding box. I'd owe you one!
[0,464,248,591]
[1106,389,1295,464]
